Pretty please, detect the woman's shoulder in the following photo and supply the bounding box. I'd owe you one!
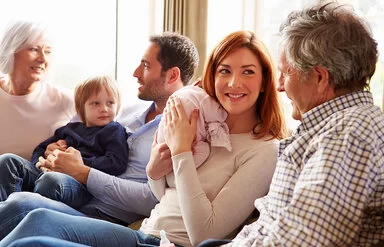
[40,82,75,116]
[40,82,73,101]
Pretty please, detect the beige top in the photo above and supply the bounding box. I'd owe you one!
[142,133,278,246]
[0,81,75,159]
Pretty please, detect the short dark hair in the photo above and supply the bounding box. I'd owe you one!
[150,32,199,85]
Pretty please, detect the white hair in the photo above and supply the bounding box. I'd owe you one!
[0,20,52,74]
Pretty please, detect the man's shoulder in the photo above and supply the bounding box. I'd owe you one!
[116,100,153,124]
[314,103,384,142]
[338,103,383,126]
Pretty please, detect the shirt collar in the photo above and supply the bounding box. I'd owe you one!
[297,91,374,134]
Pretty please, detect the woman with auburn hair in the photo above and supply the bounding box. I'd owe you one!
[0,30,287,247]
[202,30,287,140]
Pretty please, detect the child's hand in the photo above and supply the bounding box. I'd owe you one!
[44,139,67,157]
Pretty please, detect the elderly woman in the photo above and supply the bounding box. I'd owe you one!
[0,20,75,160]
[0,20,75,202]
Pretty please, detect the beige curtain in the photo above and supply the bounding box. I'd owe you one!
[163,0,208,82]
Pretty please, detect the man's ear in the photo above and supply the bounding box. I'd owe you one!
[314,66,330,93]
[166,67,181,85]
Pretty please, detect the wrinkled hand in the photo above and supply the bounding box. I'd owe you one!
[40,147,90,184]
[44,139,67,158]
[146,131,173,180]
[163,96,198,156]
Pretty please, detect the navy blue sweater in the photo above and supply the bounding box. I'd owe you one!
[31,121,128,176]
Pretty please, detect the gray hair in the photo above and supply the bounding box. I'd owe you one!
[279,2,378,92]
[0,20,51,74]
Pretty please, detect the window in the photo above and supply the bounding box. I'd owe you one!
[0,0,116,89]
[0,0,164,105]
[117,0,164,103]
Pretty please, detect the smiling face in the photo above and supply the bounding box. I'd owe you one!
[214,47,263,127]
[12,39,51,84]
[133,42,168,102]
[84,86,118,127]
[277,50,321,121]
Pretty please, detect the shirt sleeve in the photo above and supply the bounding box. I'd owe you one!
[148,176,166,202]
[173,142,278,246]
[86,168,158,216]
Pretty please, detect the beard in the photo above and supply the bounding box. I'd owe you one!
[137,76,167,102]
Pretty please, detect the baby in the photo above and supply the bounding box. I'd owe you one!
[157,85,231,168]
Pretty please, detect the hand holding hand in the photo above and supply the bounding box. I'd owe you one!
[35,156,52,172]
[42,147,90,184]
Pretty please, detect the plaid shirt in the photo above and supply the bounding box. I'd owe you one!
[230,91,384,246]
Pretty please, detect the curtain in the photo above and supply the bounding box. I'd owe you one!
[163,0,208,82]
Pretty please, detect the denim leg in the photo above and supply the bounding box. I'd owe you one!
[0,209,144,247]
[196,239,232,247]
[7,234,185,247]
[78,204,132,225]
[0,192,85,240]
[34,172,92,209]
[8,237,90,247]
[0,154,41,201]
[138,232,184,247]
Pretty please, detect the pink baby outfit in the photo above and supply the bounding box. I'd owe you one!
[157,85,231,168]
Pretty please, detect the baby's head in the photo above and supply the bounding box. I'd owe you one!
[74,75,121,127]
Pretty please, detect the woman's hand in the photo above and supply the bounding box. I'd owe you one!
[40,147,91,184]
[146,131,173,180]
[163,96,199,156]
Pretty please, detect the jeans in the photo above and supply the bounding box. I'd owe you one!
[0,153,92,209]
[0,192,85,240]
[0,154,41,201]
[78,203,130,226]
[34,172,92,209]
[8,237,89,247]
[196,239,232,247]
[0,208,169,247]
